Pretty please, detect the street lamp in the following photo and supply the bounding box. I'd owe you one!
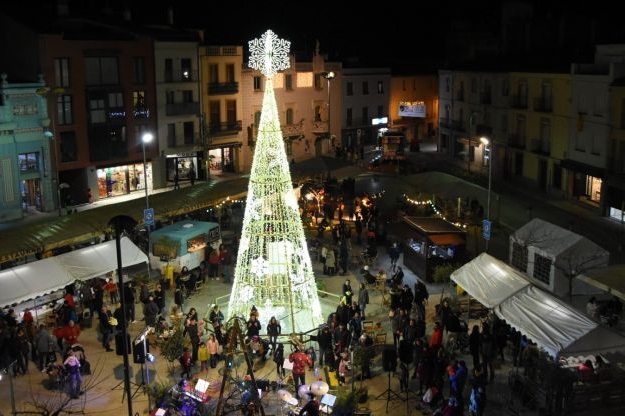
[141,133,153,211]
[322,71,335,151]
[480,136,492,252]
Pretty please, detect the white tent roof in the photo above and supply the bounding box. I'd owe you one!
[495,286,599,358]
[450,252,530,308]
[55,236,148,281]
[0,237,147,307]
[0,258,73,307]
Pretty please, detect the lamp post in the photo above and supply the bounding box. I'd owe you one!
[1,360,17,415]
[322,71,335,152]
[480,136,492,252]
[141,133,153,211]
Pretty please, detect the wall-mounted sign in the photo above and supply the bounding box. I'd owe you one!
[399,101,426,118]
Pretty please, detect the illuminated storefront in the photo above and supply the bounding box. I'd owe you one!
[96,162,151,198]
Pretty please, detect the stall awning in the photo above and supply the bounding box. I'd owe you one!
[0,237,147,308]
[429,233,465,246]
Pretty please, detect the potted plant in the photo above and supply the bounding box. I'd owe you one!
[333,385,369,416]
[145,380,173,410]
[159,328,187,374]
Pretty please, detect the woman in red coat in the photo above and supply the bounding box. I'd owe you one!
[429,321,444,349]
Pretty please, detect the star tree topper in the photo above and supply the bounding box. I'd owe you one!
[248,29,291,78]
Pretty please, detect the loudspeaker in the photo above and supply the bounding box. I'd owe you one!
[133,340,149,364]
[115,332,131,356]
[398,340,413,364]
[382,346,397,372]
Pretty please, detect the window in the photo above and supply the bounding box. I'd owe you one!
[133,91,148,119]
[286,108,294,125]
[510,242,528,272]
[347,82,353,96]
[165,59,173,82]
[181,58,192,81]
[183,121,194,145]
[377,81,384,94]
[445,77,451,93]
[314,105,322,122]
[134,125,149,151]
[361,107,369,124]
[471,78,477,93]
[89,97,106,124]
[108,92,124,120]
[377,105,384,118]
[210,64,219,83]
[254,111,261,127]
[285,74,293,90]
[362,81,369,95]
[166,90,174,105]
[346,108,353,127]
[134,57,145,85]
[314,73,322,89]
[226,100,236,125]
[182,90,193,103]
[209,100,220,132]
[253,76,262,91]
[533,253,552,284]
[54,58,70,87]
[85,56,119,85]
[57,94,73,125]
[18,152,39,172]
[285,139,293,156]
[167,123,176,147]
[60,131,78,162]
[502,79,510,96]
[226,64,235,83]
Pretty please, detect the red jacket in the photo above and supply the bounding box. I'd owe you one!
[289,350,312,375]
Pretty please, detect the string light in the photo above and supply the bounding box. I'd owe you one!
[226,30,324,334]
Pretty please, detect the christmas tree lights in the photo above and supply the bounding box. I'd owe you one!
[226,30,324,334]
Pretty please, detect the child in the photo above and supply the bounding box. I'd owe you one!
[179,347,192,380]
[207,334,220,369]
[306,346,316,371]
[198,341,209,372]
[338,352,349,386]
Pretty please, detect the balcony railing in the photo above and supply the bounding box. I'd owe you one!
[530,138,550,155]
[533,97,553,112]
[209,120,243,135]
[164,70,199,83]
[165,102,200,116]
[439,118,465,131]
[208,82,239,95]
[282,122,305,138]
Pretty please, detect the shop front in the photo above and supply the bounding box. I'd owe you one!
[96,162,152,199]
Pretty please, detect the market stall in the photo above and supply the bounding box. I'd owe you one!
[389,216,466,282]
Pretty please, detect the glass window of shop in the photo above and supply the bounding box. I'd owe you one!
[96,162,151,198]
[166,156,197,181]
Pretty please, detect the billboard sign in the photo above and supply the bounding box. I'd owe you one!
[398,101,426,118]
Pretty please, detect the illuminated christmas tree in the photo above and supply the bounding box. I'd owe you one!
[226,30,323,335]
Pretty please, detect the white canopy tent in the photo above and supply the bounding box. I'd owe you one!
[450,254,625,360]
[450,252,530,308]
[0,237,147,308]
[495,286,599,359]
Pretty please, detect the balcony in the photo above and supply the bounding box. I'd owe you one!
[510,95,528,109]
[312,121,329,134]
[439,118,466,132]
[164,70,198,83]
[507,133,526,149]
[530,138,550,155]
[209,120,242,136]
[533,97,553,113]
[165,102,200,116]
[282,122,305,138]
[208,82,239,95]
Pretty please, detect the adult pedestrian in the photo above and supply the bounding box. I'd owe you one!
[186,316,201,364]
[34,324,55,372]
[468,324,482,369]
[274,343,285,377]
[188,165,196,185]
[98,306,114,352]
[219,244,233,283]
[342,279,353,305]
[153,283,166,315]
[143,295,160,327]
[266,316,281,355]
[123,282,136,323]
[174,287,185,313]
[388,242,400,272]
[357,282,369,319]
[317,325,333,368]
[289,346,312,399]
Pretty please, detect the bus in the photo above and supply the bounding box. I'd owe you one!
[149,220,221,277]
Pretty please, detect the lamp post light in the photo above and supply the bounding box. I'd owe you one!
[141,133,153,211]
[322,71,335,152]
[480,136,492,252]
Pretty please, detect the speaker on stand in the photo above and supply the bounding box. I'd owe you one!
[376,346,402,412]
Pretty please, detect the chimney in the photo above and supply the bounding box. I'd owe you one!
[167,7,174,26]
[57,0,69,16]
